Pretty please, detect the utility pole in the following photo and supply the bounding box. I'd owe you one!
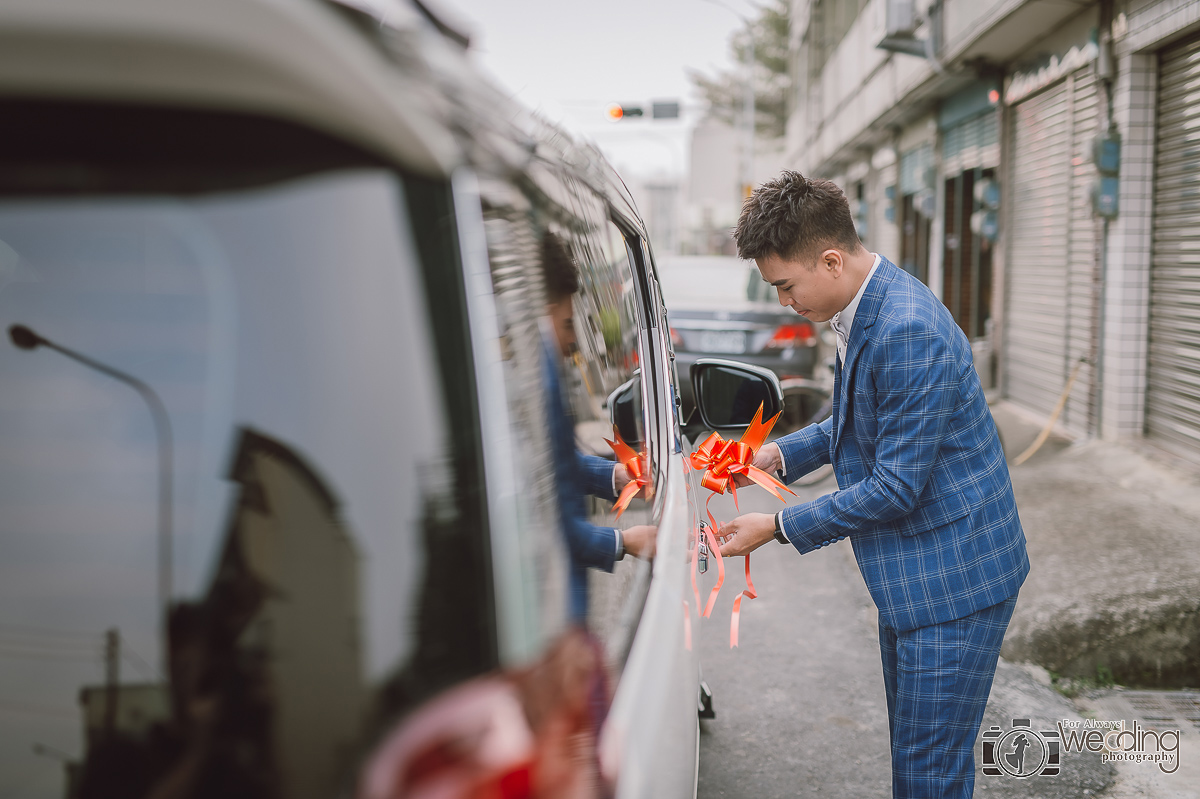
[104,628,119,738]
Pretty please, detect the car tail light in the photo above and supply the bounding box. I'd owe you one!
[763,322,816,349]
[669,327,683,349]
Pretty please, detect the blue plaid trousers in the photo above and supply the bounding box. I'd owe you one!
[879,595,1017,798]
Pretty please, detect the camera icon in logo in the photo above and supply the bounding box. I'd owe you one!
[983,719,1061,778]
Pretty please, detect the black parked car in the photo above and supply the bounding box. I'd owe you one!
[659,256,829,427]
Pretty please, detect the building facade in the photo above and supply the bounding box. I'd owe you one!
[787,0,1200,465]
[679,118,787,256]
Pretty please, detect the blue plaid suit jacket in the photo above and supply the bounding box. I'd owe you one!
[777,257,1029,632]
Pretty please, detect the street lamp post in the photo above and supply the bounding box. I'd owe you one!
[9,324,174,677]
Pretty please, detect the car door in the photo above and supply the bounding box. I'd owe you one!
[452,150,703,797]
[598,228,705,799]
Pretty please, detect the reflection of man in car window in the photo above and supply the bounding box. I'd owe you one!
[541,232,655,622]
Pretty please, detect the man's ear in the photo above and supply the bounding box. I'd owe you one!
[821,248,844,277]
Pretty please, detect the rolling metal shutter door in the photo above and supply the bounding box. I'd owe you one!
[942,110,999,172]
[1004,70,1098,430]
[1148,36,1200,462]
[1005,80,1071,417]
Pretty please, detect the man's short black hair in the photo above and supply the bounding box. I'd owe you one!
[541,230,579,303]
[734,170,862,264]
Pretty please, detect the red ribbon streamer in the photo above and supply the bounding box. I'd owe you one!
[690,524,702,614]
[682,600,692,651]
[701,503,724,619]
[729,553,758,648]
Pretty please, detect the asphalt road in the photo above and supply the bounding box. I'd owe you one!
[693,476,1114,799]
[695,478,894,798]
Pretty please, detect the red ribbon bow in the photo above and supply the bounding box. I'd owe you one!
[690,403,794,648]
[604,429,649,520]
[688,403,794,509]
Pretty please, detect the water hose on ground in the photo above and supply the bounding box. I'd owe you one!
[1012,357,1089,467]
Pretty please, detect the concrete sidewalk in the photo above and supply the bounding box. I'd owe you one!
[993,400,1200,691]
[992,401,1200,799]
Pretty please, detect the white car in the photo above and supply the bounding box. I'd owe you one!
[0,2,783,798]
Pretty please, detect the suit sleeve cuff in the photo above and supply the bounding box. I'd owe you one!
[779,503,848,554]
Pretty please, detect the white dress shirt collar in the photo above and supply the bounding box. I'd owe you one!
[830,253,881,364]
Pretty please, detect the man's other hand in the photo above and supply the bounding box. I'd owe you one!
[729,442,784,489]
[717,513,775,557]
[622,525,657,559]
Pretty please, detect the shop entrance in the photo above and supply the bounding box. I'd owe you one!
[942,167,995,342]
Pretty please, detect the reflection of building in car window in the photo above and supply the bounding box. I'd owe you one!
[74,428,364,799]
[0,151,493,798]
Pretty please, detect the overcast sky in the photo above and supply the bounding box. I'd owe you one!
[435,0,757,179]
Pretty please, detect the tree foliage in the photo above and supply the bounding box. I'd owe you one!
[688,0,791,139]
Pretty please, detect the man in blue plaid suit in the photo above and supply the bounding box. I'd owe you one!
[719,172,1029,798]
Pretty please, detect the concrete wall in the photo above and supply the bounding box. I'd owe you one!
[1101,51,1156,440]
[683,118,788,254]
[789,0,1023,173]
[791,0,933,172]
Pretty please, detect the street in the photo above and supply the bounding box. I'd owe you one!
[694,478,893,798]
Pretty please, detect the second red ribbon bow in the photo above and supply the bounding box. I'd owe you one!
[690,403,794,648]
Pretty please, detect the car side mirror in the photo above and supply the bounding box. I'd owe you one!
[690,358,783,430]
[607,373,642,448]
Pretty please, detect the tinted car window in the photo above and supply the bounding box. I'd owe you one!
[567,219,647,456]
[0,149,487,797]
[476,164,653,667]
[564,219,654,663]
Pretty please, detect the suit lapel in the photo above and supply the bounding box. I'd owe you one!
[832,258,894,456]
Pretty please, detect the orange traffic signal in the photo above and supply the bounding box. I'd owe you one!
[607,103,644,121]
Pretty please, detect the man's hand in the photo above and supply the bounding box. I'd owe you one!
[613,463,646,499]
[622,525,657,559]
[717,513,776,557]
[729,442,784,489]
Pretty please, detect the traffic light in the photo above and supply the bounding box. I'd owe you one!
[606,100,679,121]
[607,103,644,120]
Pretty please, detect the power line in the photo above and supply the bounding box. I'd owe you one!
[0,622,102,640]
[0,631,100,649]
[0,700,77,721]
[0,627,163,679]
[0,643,97,657]
[120,645,160,681]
